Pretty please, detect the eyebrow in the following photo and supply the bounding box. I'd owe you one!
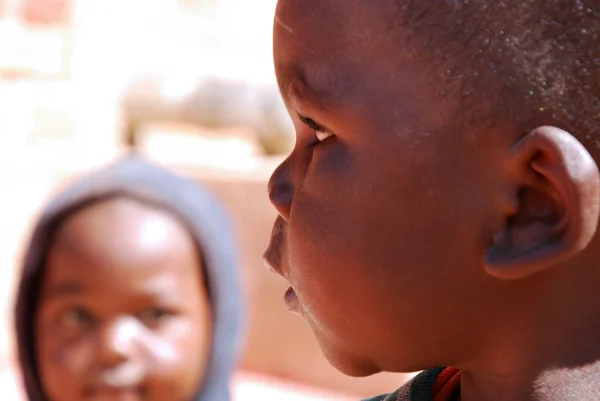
[42,278,183,302]
[279,63,344,111]
[297,113,334,134]
[141,275,181,300]
[42,281,86,300]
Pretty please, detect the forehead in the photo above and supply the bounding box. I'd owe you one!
[274,0,398,40]
[44,199,201,284]
[274,0,399,99]
[60,199,188,250]
[273,0,456,129]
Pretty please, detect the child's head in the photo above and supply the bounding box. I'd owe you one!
[16,156,243,401]
[265,0,600,378]
[37,195,210,401]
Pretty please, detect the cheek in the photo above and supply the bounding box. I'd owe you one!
[286,188,390,333]
[36,327,94,401]
[286,144,481,321]
[293,136,479,270]
[144,316,212,400]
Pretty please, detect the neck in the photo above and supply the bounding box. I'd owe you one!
[461,361,600,401]
[460,260,600,401]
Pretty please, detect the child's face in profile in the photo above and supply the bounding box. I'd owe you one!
[35,197,211,401]
[266,0,508,377]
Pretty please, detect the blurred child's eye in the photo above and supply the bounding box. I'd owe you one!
[298,114,335,143]
[58,306,94,330]
[139,307,173,327]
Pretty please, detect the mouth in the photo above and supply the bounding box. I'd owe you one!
[263,254,278,274]
[284,286,300,312]
[265,217,302,313]
[86,364,145,401]
[85,386,143,401]
[263,216,286,277]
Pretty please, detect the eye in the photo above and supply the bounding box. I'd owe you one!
[298,114,335,143]
[315,130,333,142]
[58,306,94,330]
[139,307,173,328]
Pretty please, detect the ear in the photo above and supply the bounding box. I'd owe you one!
[484,126,600,280]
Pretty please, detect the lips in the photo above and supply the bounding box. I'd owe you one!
[86,386,143,401]
[263,216,286,277]
[100,363,144,388]
[284,286,300,312]
[86,363,145,401]
[264,217,302,312]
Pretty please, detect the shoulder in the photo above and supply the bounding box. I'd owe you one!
[362,394,394,401]
[362,368,451,401]
[362,374,415,401]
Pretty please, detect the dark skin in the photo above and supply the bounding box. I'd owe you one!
[35,197,211,401]
[264,0,600,400]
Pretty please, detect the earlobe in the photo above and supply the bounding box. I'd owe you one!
[484,126,600,280]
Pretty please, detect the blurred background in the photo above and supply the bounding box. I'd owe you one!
[0,0,412,399]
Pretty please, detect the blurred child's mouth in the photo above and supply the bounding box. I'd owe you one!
[86,387,143,401]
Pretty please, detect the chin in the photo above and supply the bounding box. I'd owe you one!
[318,339,382,377]
[325,353,382,377]
[305,316,383,377]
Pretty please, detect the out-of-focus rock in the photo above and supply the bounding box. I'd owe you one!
[139,123,266,170]
[122,75,294,155]
[111,0,294,156]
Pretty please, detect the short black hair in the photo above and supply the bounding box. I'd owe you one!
[394,0,599,149]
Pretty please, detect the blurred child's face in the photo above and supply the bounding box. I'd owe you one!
[36,197,211,401]
[266,0,513,376]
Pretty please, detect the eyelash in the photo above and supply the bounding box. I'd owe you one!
[298,114,335,142]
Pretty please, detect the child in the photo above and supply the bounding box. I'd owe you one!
[15,155,244,401]
[264,1,600,400]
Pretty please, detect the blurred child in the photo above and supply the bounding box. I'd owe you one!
[15,155,244,401]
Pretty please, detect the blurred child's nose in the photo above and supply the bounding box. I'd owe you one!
[268,157,294,219]
[96,317,139,367]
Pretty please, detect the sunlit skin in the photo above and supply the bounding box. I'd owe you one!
[35,197,211,401]
[265,0,600,400]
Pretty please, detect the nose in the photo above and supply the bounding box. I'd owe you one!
[96,317,139,367]
[268,157,294,219]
